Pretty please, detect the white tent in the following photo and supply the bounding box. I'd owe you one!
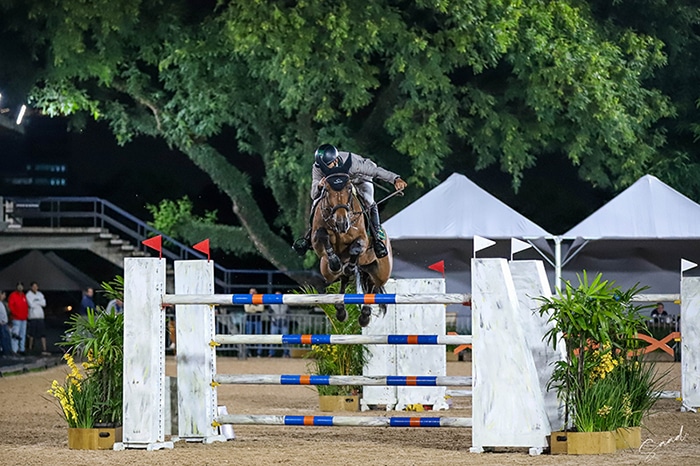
[384,173,553,331]
[386,173,551,240]
[561,174,700,315]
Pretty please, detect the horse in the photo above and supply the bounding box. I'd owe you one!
[310,156,393,327]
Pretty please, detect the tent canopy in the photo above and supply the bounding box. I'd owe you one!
[560,175,700,309]
[383,173,553,332]
[0,250,99,292]
[385,173,552,240]
[564,174,700,239]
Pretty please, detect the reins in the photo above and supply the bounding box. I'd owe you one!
[320,185,363,231]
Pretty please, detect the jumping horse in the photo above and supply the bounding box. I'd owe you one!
[311,155,393,327]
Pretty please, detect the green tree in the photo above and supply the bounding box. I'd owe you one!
[588,0,700,198]
[0,1,674,271]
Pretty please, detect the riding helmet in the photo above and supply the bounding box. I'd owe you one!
[314,144,339,167]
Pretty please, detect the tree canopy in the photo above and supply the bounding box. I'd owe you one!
[1,0,696,272]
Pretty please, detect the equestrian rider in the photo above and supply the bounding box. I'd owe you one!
[293,144,407,258]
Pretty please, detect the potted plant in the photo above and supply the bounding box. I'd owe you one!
[47,277,124,449]
[301,284,368,412]
[538,271,663,454]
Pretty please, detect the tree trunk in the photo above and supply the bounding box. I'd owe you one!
[179,142,304,272]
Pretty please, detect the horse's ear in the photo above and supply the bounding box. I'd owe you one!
[319,162,332,176]
[340,154,353,173]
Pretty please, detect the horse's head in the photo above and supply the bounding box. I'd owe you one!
[321,173,357,234]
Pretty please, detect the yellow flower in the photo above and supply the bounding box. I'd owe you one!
[597,405,612,417]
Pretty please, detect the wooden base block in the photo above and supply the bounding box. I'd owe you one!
[68,426,122,450]
[319,395,359,412]
[615,427,642,450]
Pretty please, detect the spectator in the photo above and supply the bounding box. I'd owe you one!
[0,290,13,357]
[651,302,669,323]
[8,282,28,355]
[79,287,96,315]
[243,288,265,357]
[106,298,123,314]
[26,281,49,356]
[269,291,290,358]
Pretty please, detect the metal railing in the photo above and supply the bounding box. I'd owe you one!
[1,196,316,293]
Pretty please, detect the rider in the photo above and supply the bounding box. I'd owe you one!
[292,144,407,259]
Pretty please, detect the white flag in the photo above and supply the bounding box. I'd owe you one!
[511,238,532,259]
[473,235,496,256]
[681,258,698,273]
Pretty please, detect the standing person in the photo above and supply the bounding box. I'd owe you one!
[243,287,265,357]
[293,144,407,258]
[79,287,95,315]
[0,291,13,357]
[106,298,123,314]
[269,291,290,358]
[8,282,28,355]
[26,281,49,356]
[651,302,670,324]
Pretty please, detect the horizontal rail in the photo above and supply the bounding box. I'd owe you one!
[632,294,680,302]
[218,415,473,428]
[214,334,473,346]
[445,389,473,397]
[164,293,471,306]
[213,374,473,386]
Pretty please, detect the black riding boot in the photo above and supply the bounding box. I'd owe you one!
[293,202,319,256]
[369,204,388,258]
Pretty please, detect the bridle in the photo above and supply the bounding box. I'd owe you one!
[320,177,363,231]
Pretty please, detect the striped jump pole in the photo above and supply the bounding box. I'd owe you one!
[217,414,473,428]
[214,334,473,346]
[162,292,471,306]
[213,374,472,386]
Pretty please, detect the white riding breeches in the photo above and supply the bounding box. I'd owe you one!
[354,181,375,209]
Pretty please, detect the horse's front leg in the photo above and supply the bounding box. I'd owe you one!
[342,237,366,276]
[313,227,341,275]
[334,275,350,322]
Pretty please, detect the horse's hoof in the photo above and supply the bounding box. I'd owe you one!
[359,313,371,327]
[342,263,356,276]
[335,305,347,322]
[328,255,342,273]
[379,303,387,315]
[358,306,372,327]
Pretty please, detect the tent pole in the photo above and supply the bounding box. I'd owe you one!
[554,236,562,293]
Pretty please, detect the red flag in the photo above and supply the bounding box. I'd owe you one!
[142,235,163,258]
[193,239,211,261]
[428,260,445,276]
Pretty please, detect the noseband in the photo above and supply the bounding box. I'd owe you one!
[321,180,362,231]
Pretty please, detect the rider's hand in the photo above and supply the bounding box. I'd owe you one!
[394,177,407,191]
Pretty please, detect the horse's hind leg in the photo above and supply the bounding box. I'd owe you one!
[359,305,372,327]
[335,275,349,322]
